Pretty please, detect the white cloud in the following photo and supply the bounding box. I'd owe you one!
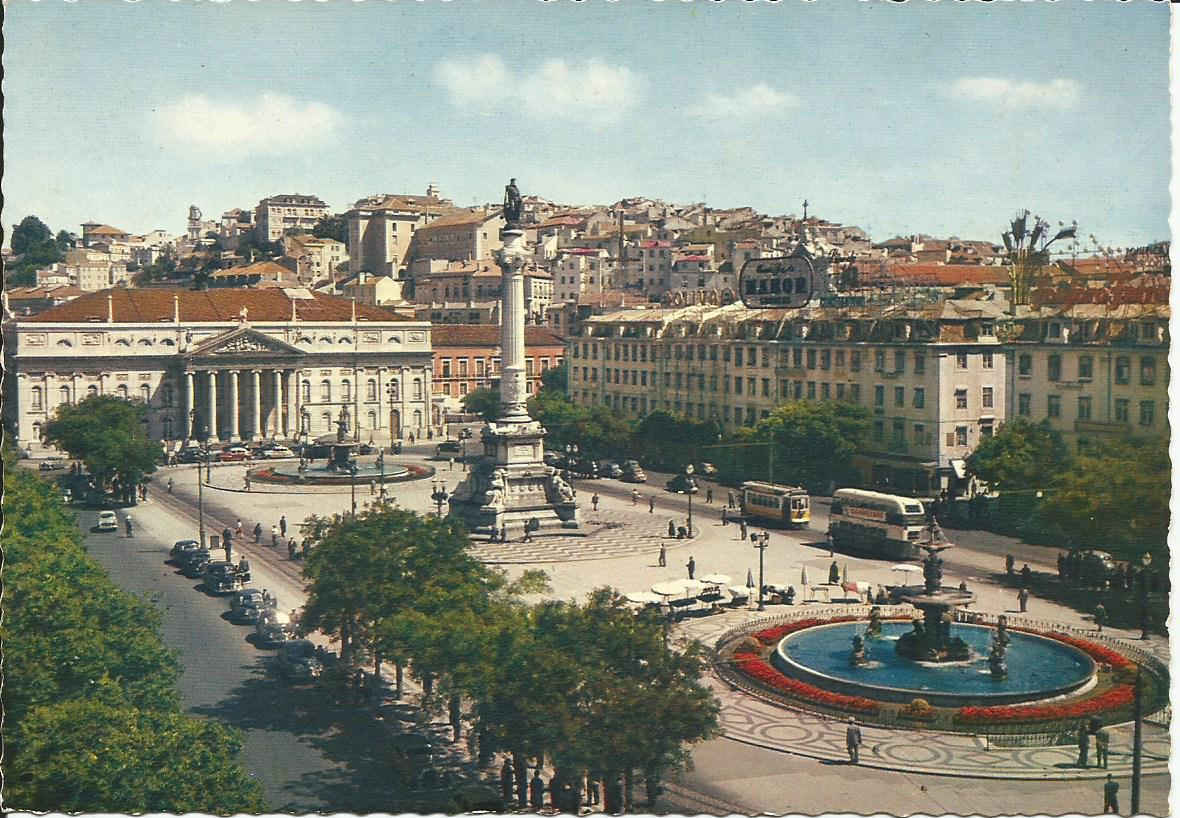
[433,54,641,125]
[151,93,345,155]
[947,77,1081,110]
[695,84,799,121]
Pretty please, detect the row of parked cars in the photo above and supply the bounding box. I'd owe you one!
[542,453,648,483]
[175,442,296,464]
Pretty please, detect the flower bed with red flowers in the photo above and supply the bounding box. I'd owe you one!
[733,653,880,714]
[752,616,857,645]
[954,684,1135,724]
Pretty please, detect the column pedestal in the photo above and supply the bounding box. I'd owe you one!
[449,224,580,536]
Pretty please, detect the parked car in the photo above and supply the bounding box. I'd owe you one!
[203,560,249,595]
[217,446,250,462]
[435,440,462,457]
[620,460,647,483]
[256,608,295,647]
[180,548,213,578]
[96,510,119,531]
[567,458,599,479]
[229,588,270,625]
[1078,549,1122,586]
[597,460,624,479]
[169,538,202,564]
[274,639,324,681]
[176,446,207,464]
[665,474,699,494]
[38,457,67,472]
[260,445,294,459]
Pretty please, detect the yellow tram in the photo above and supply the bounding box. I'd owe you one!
[740,481,810,528]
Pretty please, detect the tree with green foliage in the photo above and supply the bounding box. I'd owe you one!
[312,214,348,243]
[6,214,65,285]
[729,400,869,492]
[462,387,501,422]
[529,389,634,459]
[43,394,159,504]
[1040,439,1170,561]
[966,417,1071,491]
[1,448,265,814]
[9,688,264,814]
[630,411,721,471]
[541,359,568,394]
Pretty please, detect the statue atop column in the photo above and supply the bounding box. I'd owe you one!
[503,178,523,229]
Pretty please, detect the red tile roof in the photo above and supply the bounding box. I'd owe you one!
[23,288,413,323]
[414,208,500,233]
[874,263,1009,286]
[431,324,565,348]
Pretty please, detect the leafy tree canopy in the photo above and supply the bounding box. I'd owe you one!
[630,411,721,471]
[312,214,348,243]
[965,418,1071,491]
[7,214,65,285]
[9,688,264,814]
[1040,439,1170,561]
[462,387,501,422]
[541,360,568,394]
[11,214,54,254]
[43,394,159,500]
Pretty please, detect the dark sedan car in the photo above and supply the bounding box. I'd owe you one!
[180,548,212,578]
[665,474,699,494]
[169,539,202,564]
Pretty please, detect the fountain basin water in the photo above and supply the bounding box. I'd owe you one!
[773,621,1096,707]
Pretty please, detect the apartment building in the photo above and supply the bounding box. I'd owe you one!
[553,248,617,303]
[431,324,565,403]
[568,300,1008,495]
[283,233,349,284]
[346,190,455,276]
[254,194,330,243]
[405,209,504,266]
[1005,303,1170,453]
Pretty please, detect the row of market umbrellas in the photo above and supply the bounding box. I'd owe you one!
[626,563,925,606]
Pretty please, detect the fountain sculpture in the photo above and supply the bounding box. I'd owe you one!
[895,531,975,662]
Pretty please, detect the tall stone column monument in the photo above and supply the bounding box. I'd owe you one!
[448,179,580,536]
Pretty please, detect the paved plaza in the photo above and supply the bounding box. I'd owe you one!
[140,448,1171,812]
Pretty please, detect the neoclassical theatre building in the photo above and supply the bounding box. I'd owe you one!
[3,288,435,451]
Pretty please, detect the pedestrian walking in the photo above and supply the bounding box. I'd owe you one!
[740,520,748,541]
[279,515,287,537]
[500,759,514,804]
[244,476,251,492]
[829,560,841,585]
[1077,721,1091,768]
[1021,563,1032,586]
[500,523,508,543]
[1005,553,1015,575]
[1095,726,1110,769]
[658,543,667,567]
[668,519,676,538]
[845,717,862,764]
[1103,774,1119,813]
[727,491,735,508]
[522,522,533,543]
[706,487,713,504]
[721,507,728,525]
[1017,587,1030,613]
[271,525,279,547]
[1094,602,1108,633]
[370,479,377,495]
[686,556,695,580]
[592,492,599,511]
[167,477,174,494]
[288,539,296,560]
[631,489,639,505]
[649,496,655,513]
[448,457,454,471]
[253,522,262,543]
[529,770,545,810]
[125,516,134,537]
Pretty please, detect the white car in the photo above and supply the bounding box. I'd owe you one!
[96,511,119,531]
[262,445,294,459]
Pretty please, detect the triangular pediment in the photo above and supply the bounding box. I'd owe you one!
[188,327,304,357]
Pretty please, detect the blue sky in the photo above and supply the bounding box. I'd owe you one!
[2,0,1170,248]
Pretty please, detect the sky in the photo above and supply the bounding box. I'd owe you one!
[2,0,1171,249]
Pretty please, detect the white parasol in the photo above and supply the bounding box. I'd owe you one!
[800,564,810,587]
[652,580,689,597]
[891,564,922,577]
[625,590,664,605]
[681,578,707,594]
[699,573,731,586]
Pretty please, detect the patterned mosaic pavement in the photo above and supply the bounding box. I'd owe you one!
[468,508,690,564]
[676,611,1171,781]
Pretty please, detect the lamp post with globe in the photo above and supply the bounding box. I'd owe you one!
[684,463,697,537]
[431,479,448,518]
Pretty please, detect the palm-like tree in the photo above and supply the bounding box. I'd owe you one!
[1002,210,1077,306]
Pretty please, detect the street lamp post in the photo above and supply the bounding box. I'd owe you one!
[349,462,359,517]
[190,409,206,548]
[431,479,448,518]
[376,450,385,501]
[685,463,696,537]
[753,532,769,611]
[565,443,578,482]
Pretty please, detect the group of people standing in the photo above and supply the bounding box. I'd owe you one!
[499,758,626,813]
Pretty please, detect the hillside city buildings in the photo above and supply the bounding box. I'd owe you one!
[3,184,1169,499]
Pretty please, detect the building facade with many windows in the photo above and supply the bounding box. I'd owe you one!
[567,300,1008,495]
[4,288,435,452]
[1005,304,1169,453]
[254,194,330,243]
